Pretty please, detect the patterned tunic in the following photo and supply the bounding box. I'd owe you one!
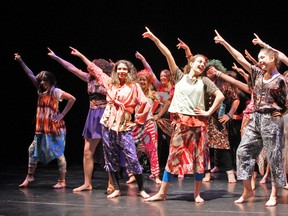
[206,82,239,149]
[31,87,66,164]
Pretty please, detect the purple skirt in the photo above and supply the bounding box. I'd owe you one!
[82,108,105,139]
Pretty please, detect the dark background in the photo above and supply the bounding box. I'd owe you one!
[1,0,288,166]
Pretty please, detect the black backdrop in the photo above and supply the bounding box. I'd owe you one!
[1,0,288,166]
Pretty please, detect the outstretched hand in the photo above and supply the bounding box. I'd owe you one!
[176,38,188,50]
[142,27,156,41]
[214,30,224,44]
[47,47,56,58]
[135,51,144,60]
[14,53,22,62]
[232,62,245,75]
[252,33,264,46]
[69,46,81,57]
[244,49,258,65]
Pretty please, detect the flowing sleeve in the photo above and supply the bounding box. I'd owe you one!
[87,62,111,89]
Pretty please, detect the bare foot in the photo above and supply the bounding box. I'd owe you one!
[202,173,211,182]
[106,187,115,195]
[234,190,255,204]
[107,190,121,199]
[144,193,166,202]
[19,175,34,188]
[138,190,150,199]
[126,176,136,184]
[227,173,237,183]
[194,195,204,203]
[211,167,220,173]
[73,184,92,192]
[149,174,162,184]
[265,197,277,207]
[53,180,66,189]
[154,178,162,185]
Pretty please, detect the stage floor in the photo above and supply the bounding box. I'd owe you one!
[1,164,288,216]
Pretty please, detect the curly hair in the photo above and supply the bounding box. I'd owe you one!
[204,59,227,74]
[110,60,137,86]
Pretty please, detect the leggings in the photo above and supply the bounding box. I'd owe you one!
[162,170,204,182]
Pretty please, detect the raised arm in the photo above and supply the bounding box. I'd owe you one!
[14,53,38,88]
[252,33,288,66]
[135,51,160,89]
[244,49,258,65]
[47,47,88,82]
[135,51,153,72]
[232,62,250,84]
[214,30,252,74]
[176,38,193,62]
[142,27,178,75]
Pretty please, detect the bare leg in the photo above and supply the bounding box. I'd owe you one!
[144,181,170,202]
[234,179,255,204]
[251,171,258,190]
[265,184,278,207]
[282,157,288,189]
[73,138,99,192]
[194,180,204,203]
[19,165,36,188]
[260,164,270,184]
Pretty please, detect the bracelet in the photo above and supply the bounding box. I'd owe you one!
[216,71,222,77]
[227,113,233,119]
